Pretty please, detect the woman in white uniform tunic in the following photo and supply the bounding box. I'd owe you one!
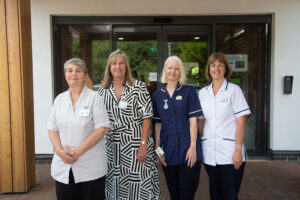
[198,53,251,200]
[48,58,111,200]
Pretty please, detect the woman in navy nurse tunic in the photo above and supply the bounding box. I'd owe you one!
[152,56,203,200]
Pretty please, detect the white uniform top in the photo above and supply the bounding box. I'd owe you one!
[198,79,251,166]
[47,86,111,184]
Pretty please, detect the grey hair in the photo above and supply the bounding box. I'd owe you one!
[64,58,88,74]
[161,56,186,85]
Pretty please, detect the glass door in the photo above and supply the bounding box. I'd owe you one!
[113,26,160,95]
[215,24,269,155]
[112,25,211,94]
[163,26,211,90]
[53,24,110,95]
[53,19,269,156]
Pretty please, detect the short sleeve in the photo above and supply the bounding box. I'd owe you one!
[92,93,111,130]
[198,115,205,120]
[232,85,251,118]
[188,87,202,118]
[152,94,161,123]
[197,89,205,119]
[137,82,153,119]
[47,98,58,132]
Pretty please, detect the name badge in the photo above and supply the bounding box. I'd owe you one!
[221,97,228,102]
[118,101,128,109]
[176,95,182,100]
[79,108,90,117]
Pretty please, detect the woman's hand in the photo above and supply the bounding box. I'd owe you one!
[56,148,77,164]
[232,147,243,169]
[159,155,167,167]
[137,144,147,163]
[186,144,197,168]
[187,117,198,168]
[65,145,82,160]
[233,116,246,170]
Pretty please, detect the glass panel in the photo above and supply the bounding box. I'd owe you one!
[216,24,267,154]
[92,40,110,88]
[166,31,208,91]
[114,27,158,95]
[53,25,110,94]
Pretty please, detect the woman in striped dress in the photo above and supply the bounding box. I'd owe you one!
[98,50,160,200]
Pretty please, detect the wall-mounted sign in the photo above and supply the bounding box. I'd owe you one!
[226,54,248,72]
[149,72,157,82]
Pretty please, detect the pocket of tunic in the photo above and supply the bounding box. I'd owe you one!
[220,138,235,161]
[222,138,236,142]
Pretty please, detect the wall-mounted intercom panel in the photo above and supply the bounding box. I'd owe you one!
[284,76,293,94]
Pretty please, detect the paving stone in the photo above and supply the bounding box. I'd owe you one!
[1,160,300,200]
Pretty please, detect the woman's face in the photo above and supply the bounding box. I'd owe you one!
[165,59,181,82]
[110,56,127,79]
[209,59,226,81]
[65,64,85,87]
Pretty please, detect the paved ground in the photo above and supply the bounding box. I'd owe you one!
[1,160,300,200]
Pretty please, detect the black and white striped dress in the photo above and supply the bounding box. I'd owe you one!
[99,80,160,200]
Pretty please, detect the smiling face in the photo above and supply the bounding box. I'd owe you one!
[164,59,181,83]
[209,59,226,81]
[110,56,127,80]
[65,64,86,87]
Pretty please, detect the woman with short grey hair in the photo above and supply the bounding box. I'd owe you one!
[63,58,88,74]
[48,58,111,200]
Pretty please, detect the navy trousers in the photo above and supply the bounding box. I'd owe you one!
[162,161,201,200]
[205,162,245,200]
[56,169,105,200]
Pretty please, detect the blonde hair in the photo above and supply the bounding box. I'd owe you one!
[205,52,232,80]
[101,50,135,89]
[161,56,186,85]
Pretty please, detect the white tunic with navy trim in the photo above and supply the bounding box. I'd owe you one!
[198,79,251,166]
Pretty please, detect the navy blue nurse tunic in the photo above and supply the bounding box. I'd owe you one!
[152,83,203,166]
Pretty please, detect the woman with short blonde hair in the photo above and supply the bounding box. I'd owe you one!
[161,55,187,85]
[153,56,202,200]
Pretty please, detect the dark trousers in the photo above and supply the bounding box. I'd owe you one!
[205,162,245,200]
[56,169,105,200]
[162,161,201,200]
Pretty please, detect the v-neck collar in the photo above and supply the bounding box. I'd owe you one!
[207,79,228,96]
[109,81,134,103]
[67,85,88,109]
[161,82,183,99]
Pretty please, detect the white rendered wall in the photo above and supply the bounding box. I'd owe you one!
[31,0,300,153]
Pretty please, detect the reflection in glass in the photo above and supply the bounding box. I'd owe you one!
[54,25,110,94]
[115,30,158,95]
[167,32,208,89]
[92,40,109,84]
[216,24,268,154]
